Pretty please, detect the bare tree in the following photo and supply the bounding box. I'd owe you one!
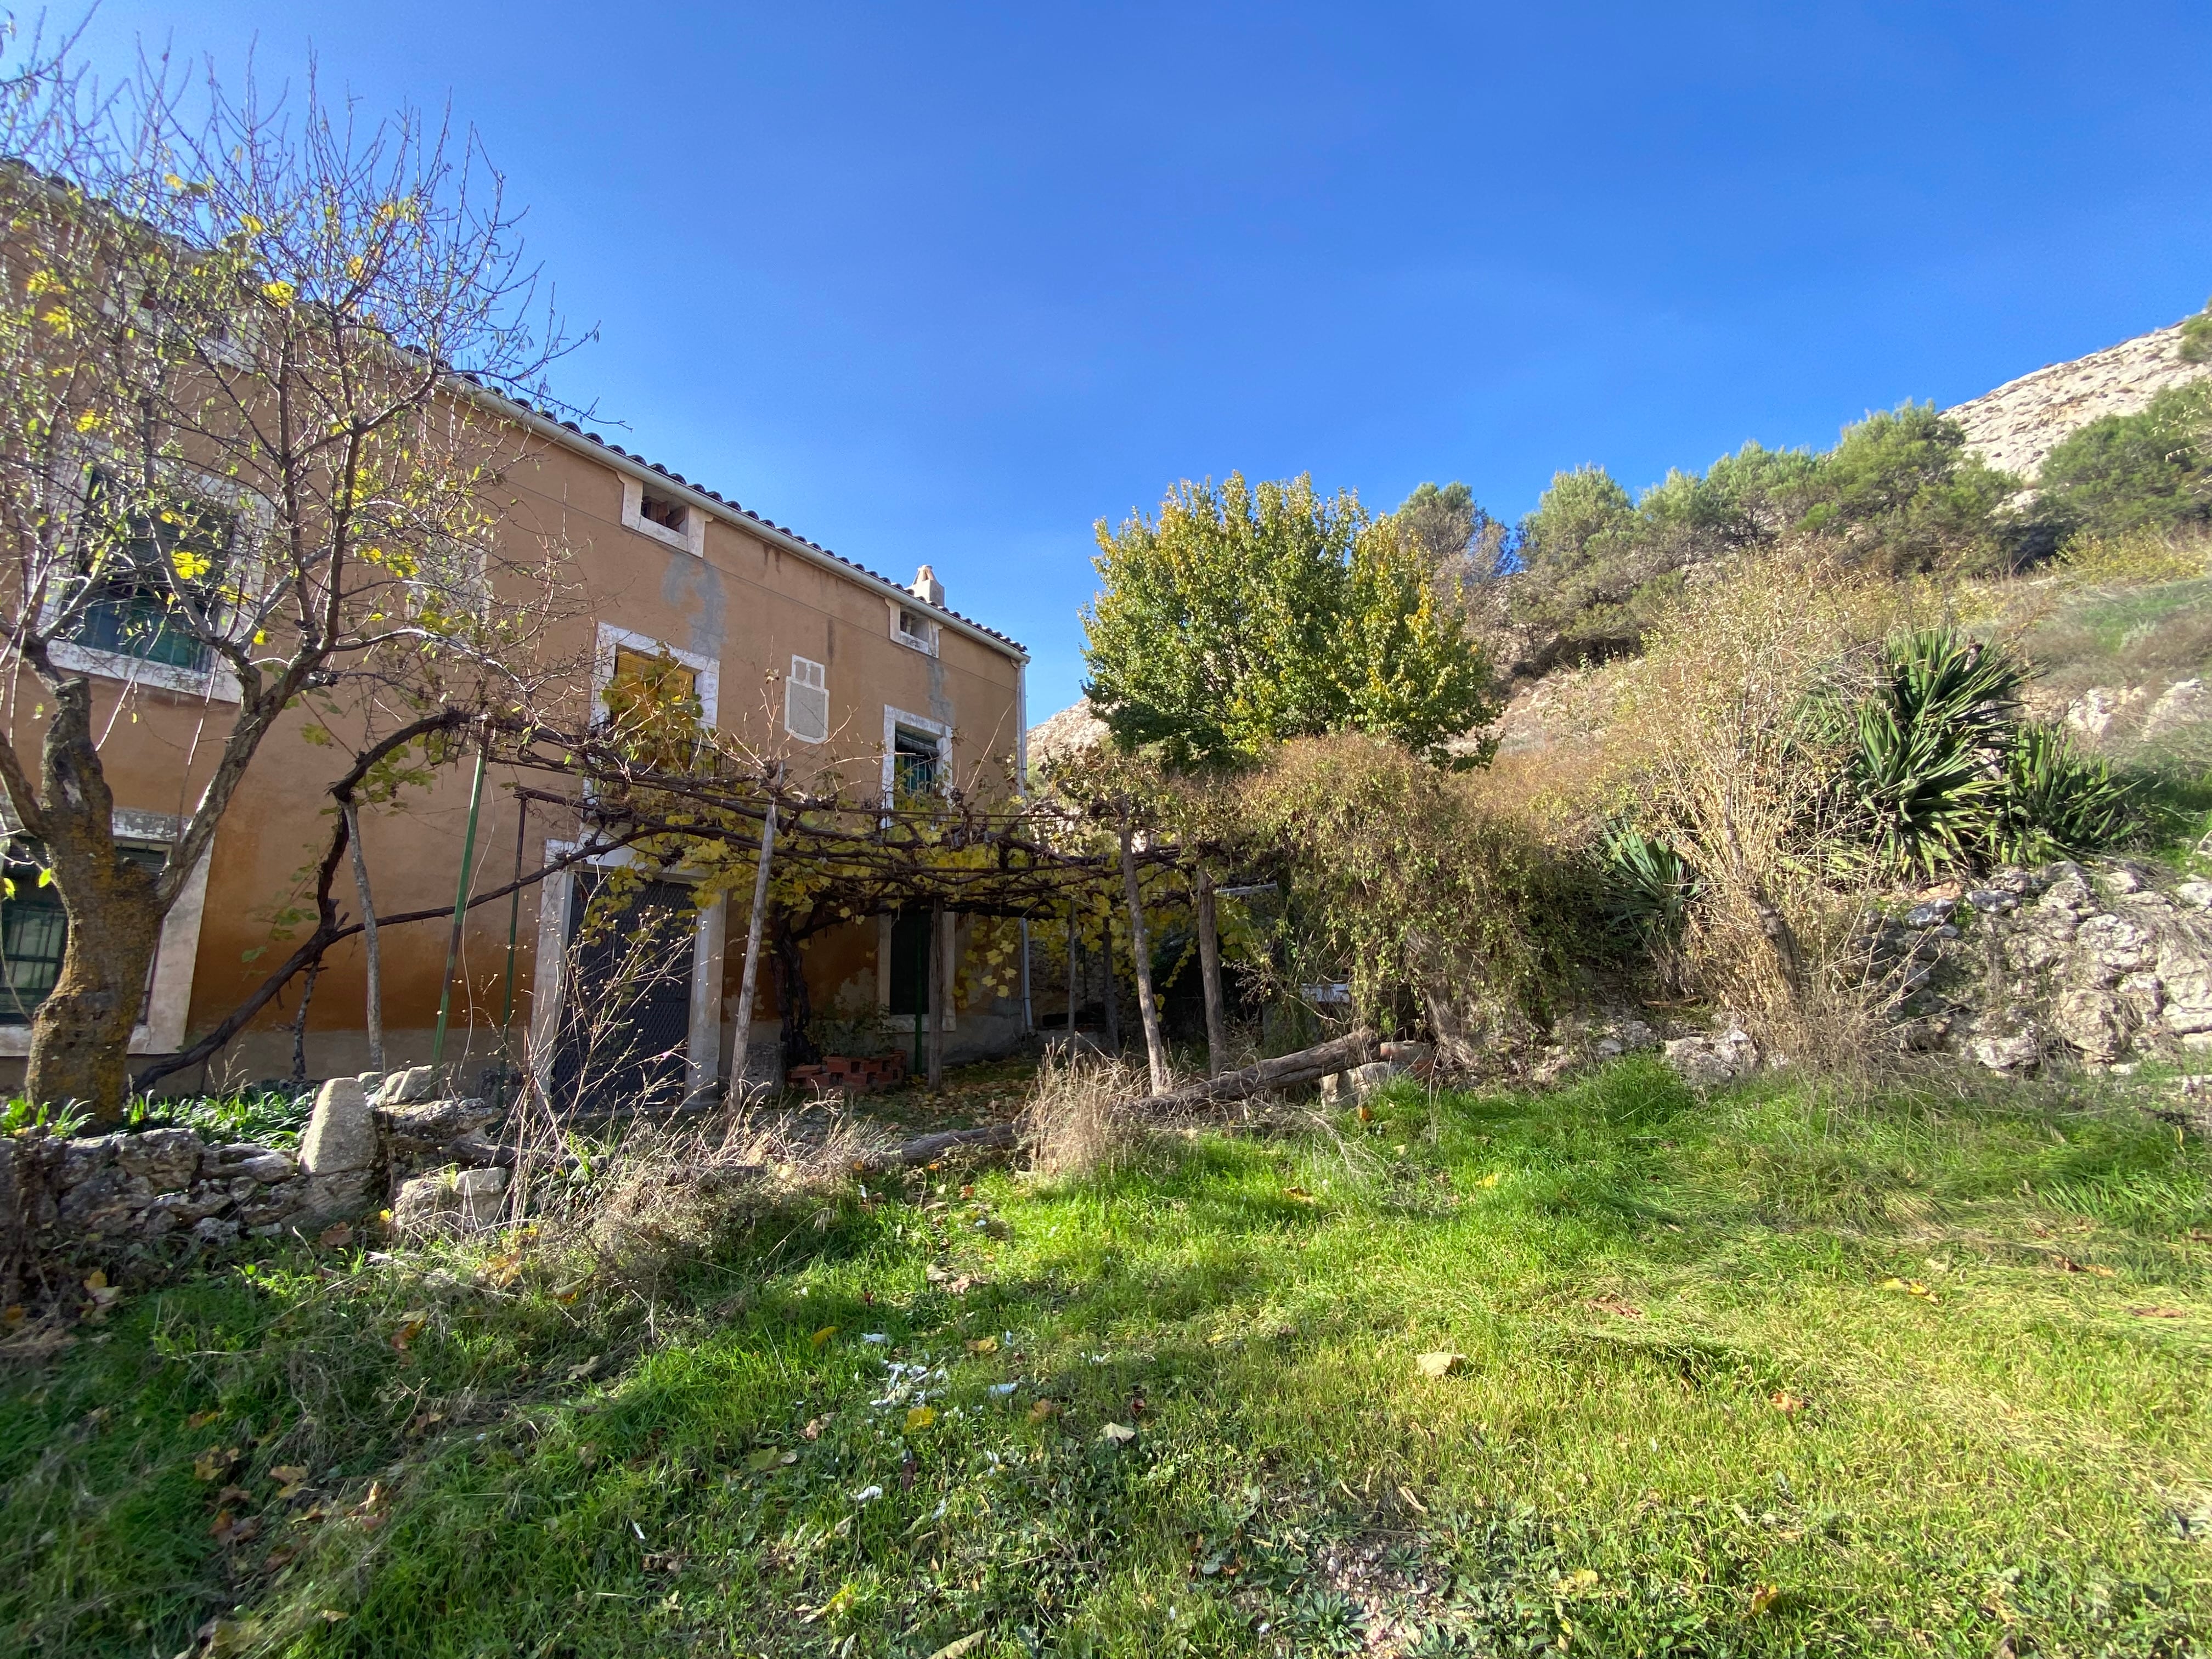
[0,30,575,1116]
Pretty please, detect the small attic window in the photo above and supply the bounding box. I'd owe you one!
[898,607,926,642]
[639,489,687,534]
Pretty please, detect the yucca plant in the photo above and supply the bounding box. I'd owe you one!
[1832,627,2023,875]
[1599,823,1699,948]
[1999,722,2138,863]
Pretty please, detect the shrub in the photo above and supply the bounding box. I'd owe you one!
[2034,380,2212,540]
[1596,825,1698,951]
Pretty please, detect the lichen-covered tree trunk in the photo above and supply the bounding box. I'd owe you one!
[23,679,165,1124]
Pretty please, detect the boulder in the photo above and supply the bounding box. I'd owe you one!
[374,1066,447,1107]
[1662,1027,1757,1088]
[2051,989,2125,1061]
[391,1164,509,1238]
[377,1098,498,1178]
[1972,1032,2040,1073]
[298,1078,376,1178]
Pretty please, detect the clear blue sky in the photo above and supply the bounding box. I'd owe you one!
[58,2,2212,715]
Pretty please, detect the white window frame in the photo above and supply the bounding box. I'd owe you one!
[619,474,707,557]
[38,449,269,702]
[882,706,952,803]
[784,654,828,744]
[527,838,728,1105]
[591,623,720,729]
[0,807,212,1056]
[888,597,940,657]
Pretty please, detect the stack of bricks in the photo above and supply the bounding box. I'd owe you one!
[784,1053,910,1095]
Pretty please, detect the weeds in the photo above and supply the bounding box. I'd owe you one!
[1,1059,2205,1656]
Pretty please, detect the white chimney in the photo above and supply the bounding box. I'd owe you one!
[910,564,944,607]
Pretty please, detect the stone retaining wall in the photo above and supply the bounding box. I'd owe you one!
[0,1064,505,1302]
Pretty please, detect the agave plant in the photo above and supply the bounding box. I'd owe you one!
[1999,722,2138,863]
[1835,627,2024,876]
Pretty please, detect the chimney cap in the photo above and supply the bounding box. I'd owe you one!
[910,563,945,607]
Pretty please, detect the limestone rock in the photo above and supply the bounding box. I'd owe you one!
[377,1098,498,1177]
[392,1164,509,1238]
[1662,1027,1757,1088]
[1972,1032,2040,1073]
[2051,989,2125,1060]
[114,1127,202,1193]
[298,1077,376,1177]
[374,1066,447,1106]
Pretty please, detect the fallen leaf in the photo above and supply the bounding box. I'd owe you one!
[565,1356,603,1383]
[1098,1421,1137,1445]
[905,1405,938,1432]
[743,1447,785,1472]
[2130,1306,2188,1318]
[802,1414,831,1440]
[928,1634,988,1659]
[0,1306,22,1329]
[1416,1351,1468,1378]
[1476,1173,1500,1188]
[1027,1399,1060,1425]
[1770,1390,1809,1415]
[1356,1104,1374,1122]
[269,1465,310,1499]
[83,1268,106,1291]
[194,1446,239,1482]
[187,1409,221,1430]
[1880,1278,1933,1299]
[1587,1295,1644,1319]
[404,1410,444,1438]
[810,1325,838,1350]
[217,1484,253,1506]
[1280,1186,1319,1203]
[317,1223,354,1250]
[1748,1582,1780,1616]
[390,1311,428,1352]
[947,1276,977,1295]
[261,1544,297,1571]
[2055,1256,2116,1278]
[966,1335,998,1356]
[318,1609,348,1622]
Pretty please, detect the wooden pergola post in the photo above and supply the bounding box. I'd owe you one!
[1194,866,1228,1079]
[1119,810,1171,1094]
[926,898,949,1088]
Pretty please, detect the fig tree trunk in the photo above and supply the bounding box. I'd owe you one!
[22,678,166,1125]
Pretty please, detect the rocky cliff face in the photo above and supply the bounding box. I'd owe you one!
[1946,320,2209,479]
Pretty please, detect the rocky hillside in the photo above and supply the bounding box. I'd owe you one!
[1947,318,2209,478]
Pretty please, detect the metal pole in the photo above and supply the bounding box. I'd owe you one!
[431,731,490,1067]
[499,798,529,1043]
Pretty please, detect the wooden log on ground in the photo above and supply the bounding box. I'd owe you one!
[858,1122,1017,1172]
[1125,1028,1379,1116]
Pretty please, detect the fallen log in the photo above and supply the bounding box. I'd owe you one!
[1127,1028,1379,1116]
[857,1122,1019,1172]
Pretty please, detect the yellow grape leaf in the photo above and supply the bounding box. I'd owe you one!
[270,1464,310,1498]
[390,1312,428,1352]
[1749,1583,1780,1616]
[810,1325,838,1350]
[193,1446,238,1482]
[904,1406,937,1433]
[966,1335,998,1356]
[1415,1351,1468,1379]
[1026,1399,1059,1425]
[1476,1173,1500,1188]
[187,1409,220,1430]
[1770,1390,1808,1415]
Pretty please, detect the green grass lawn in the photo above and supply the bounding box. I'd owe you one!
[5,1059,2210,1657]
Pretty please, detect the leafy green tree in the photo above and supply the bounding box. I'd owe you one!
[1083,473,1497,768]
[2035,381,2212,539]
[1797,403,2018,571]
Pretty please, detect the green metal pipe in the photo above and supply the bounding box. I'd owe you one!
[431,735,490,1066]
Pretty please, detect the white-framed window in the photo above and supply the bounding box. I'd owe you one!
[889,599,939,657]
[591,623,720,727]
[619,474,707,557]
[882,706,951,803]
[784,654,828,743]
[38,451,266,702]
